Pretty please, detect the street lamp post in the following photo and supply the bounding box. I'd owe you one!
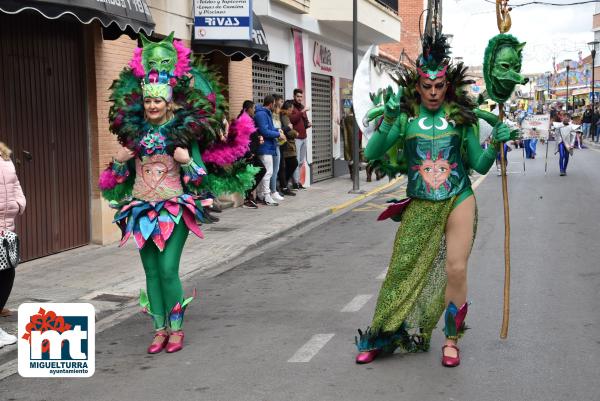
[546,71,551,104]
[588,41,599,141]
[351,0,361,192]
[565,59,572,113]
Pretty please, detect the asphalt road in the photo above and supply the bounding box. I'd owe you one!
[2,144,600,401]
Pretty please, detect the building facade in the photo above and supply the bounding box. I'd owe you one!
[0,0,400,257]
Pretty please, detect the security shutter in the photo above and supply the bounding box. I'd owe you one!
[252,60,285,104]
[311,73,333,182]
[0,11,89,261]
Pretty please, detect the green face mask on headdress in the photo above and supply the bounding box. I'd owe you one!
[139,33,177,101]
[141,32,177,75]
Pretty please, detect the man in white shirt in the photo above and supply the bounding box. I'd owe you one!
[554,114,577,176]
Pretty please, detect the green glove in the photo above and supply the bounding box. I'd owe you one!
[383,86,402,122]
[491,122,513,143]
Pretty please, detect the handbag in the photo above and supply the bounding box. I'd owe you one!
[0,203,20,270]
[0,229,19,271]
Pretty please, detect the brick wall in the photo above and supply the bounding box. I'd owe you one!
[379,0,422,63]
[228,58,253,120]
[87,26,139,244]
[594,13,600,29]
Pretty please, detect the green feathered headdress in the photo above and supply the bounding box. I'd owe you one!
[417,32,451,80]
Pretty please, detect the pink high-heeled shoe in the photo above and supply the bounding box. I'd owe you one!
[165,331,185,353]
[147,331,169,354]
[355,349,380,364]
[441,344,460,367]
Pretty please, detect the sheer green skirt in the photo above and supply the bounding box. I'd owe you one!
[356,195,477,353]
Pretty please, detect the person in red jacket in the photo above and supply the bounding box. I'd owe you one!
[289,89,311,189]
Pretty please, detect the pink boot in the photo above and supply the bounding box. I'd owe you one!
[165,331,185,353]
[355,349,380,364]
[441,344,460,367]
[147,331,169,354]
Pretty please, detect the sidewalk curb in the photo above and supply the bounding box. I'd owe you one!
[329,176,403,213]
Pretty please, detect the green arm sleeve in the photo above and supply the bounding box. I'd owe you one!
[473,108,499,127]
[364,113,407,161]
[464,124,498,175]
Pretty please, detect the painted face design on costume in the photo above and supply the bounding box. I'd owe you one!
[143,162,168,189]
[141,33,177,75]
[484,34,528,102]
[133,154,183,202]
[411,147,459,193]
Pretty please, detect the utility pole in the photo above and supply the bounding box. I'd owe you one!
[350,0,362,192]
[588,41,598,141]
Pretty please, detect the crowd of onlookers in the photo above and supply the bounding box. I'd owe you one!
[234,88,312,208]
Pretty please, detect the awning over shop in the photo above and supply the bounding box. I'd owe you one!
[0,0,154,40]
[192,12,269,61]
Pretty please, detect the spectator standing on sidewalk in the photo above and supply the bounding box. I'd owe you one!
[0,141,26,349]
[290,89,311,189]
[255,95,286,206]
[280,100,299,194]
[270,94,285,202]
[582,104,592,140]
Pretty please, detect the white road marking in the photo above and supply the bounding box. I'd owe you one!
[288,333,335,363]
[376,268,388,280]
[341,294,373,312]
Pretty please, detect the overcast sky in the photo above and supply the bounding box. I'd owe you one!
[443,0,597,74]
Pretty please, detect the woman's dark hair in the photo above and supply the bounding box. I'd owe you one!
[238,100,255,117]
[273,94,283,102]
[282,100,294,110]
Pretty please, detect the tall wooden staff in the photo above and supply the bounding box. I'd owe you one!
[496,0,513,339]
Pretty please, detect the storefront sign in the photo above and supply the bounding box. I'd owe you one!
[313,41,332,73]
[193,0,252,41]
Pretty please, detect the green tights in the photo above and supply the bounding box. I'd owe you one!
[139,222,189,330]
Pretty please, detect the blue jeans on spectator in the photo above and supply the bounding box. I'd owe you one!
[270,146,280,193]
[294,138,308,183]
[582,122,591,139]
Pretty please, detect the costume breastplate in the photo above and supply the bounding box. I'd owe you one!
[132,154,183,201]
[404,105,470,201]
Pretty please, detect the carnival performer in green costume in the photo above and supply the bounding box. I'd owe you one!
[355,33,518,367]
[99,33,258,354]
